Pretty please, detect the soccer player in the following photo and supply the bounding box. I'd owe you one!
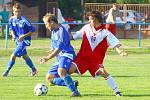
[69,11,127,96]
[106,3,124,35]
[2,3,37,77]
[40,13,80,97]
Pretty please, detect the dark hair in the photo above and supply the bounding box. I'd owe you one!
[86,11,103,23]
[43,13,58,23]
[13,3,21,9]
[51,15,58,23]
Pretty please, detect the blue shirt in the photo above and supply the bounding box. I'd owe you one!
[51,25,75,60]
[9,16,35,46]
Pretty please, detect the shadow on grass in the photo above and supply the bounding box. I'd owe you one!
[123,94,150,97]
[83,93,113,97]
[1,75,45,78]
[46,93,105,97]
[72,75,141,78]
[46,94,69,97]
[46,93,150,97]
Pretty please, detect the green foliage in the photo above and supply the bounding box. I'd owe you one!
[83,0,116,3]
[58,0,116,20]
[58,0,82,19]
[117,0,148,4]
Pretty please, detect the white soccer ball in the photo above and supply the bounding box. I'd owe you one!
[34,83,48,96]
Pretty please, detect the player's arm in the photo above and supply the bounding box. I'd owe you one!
[9,19,15,41]
[113,44,127,56]
[106,30,127,56]
[70,29,83,40]
[19,18,35,41]
[47,49,54,55]
[10,30,15,41]
[40,49,60,64]
[18,31,33,41]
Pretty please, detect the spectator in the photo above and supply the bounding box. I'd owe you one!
[106,3,124,35]
[0,7,9,37]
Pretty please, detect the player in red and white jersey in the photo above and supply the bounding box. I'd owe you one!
[69,11,127,96]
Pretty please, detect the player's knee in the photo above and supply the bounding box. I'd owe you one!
[10,54,16,60]
[97,68,109,78]
[45,74,54,83]
[69,64,77,74]
[22,54,29,59]
[58,68,67,78]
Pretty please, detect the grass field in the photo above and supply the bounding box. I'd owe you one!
[0,39,150,100]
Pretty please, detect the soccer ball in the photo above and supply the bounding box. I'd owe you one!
[34,83,48,96]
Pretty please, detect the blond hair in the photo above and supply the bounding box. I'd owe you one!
[43,13,58,23]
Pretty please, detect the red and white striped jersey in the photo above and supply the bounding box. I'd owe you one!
[73,24,120,64]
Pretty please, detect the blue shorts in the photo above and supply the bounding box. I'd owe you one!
[13,43,27,57]
[48,56,73,77]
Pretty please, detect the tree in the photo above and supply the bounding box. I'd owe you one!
[116,0,149,4]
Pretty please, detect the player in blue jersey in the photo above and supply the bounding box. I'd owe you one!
[2,3,37,77]
[40,13,80,97]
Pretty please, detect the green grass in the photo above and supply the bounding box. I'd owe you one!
[0,39,150,100]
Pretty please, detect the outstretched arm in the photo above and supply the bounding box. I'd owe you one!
[105,30,128,56]
[18,32,33,41]
[18,18,35,41]
[70,31,83,40]
[69,33,74,40]
[114,44,128,56]
[40,49,60,64]
[10,30,15,41]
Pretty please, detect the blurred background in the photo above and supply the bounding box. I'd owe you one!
[0,0,150,39]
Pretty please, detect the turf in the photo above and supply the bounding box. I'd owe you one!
[0,39,150,100]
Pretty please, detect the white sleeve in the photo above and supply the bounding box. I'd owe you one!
[105,30,121,48]
[72,31,83,40]
[72,27,84,40]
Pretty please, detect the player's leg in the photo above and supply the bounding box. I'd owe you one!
[46,63,79,88]
[2,54,16,77]
[95,65,122,96]
[58,57,80,96]
[46,63,66,86]
[68,62,78,74]
[58,68,80,97]
[22,53,37,76]
[2,44,25,77]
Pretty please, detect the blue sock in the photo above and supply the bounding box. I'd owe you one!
[25,57,35,71]
[52,78,66,86]
[63,74,77,92]
[6,60,15,71]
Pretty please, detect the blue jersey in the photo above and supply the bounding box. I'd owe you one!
[9,16,35,46]
[51,25,75,60]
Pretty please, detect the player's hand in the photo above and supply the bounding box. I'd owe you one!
[18,35,25,41]
[47,50,52,54]
[12,38,15,41]
[39,57,49,64]
[120,51,128,56]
